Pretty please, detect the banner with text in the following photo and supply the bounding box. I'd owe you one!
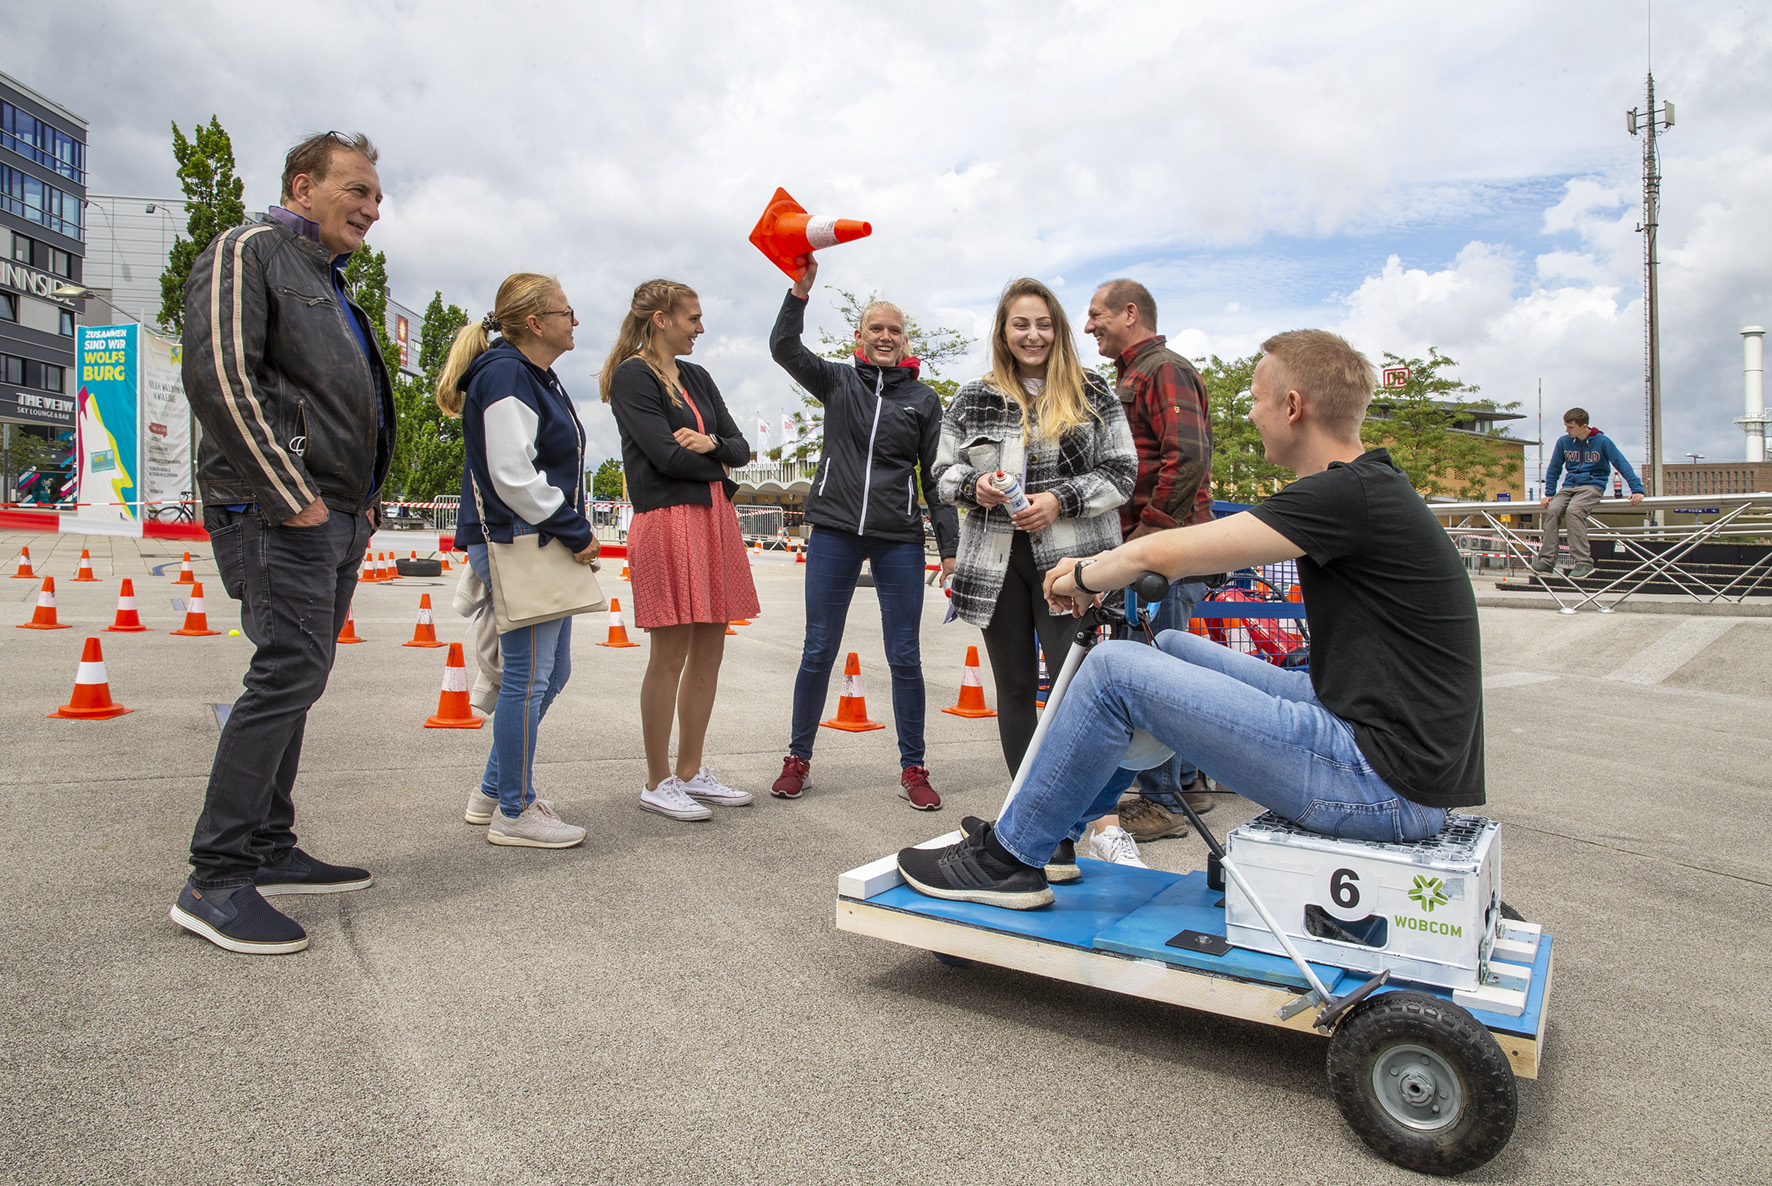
[137,328,191,516]
[74,324,139,527]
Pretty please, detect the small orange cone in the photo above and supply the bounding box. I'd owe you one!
[170,582,222,636]
[1187,617,1209,637]
[12,546,35,579]
[402,593,445,648]
[618,563,630,581]
[337,604,365,644]
[941,646,997,718]
[439,552,452,573]
[752,540,762,554]
[794,542,805,564]
[821,652,885,732]
[17,576,70,630]
[370,552,389,582]
[105,578,148,632]
[171,552,195,585]
[424,642,483,728]
[597,598,641,648]
[748,186,872,280]
[48,637,132,719]
[725,622,738,635]
[72,548,99,581]
[1287,584,1304,603]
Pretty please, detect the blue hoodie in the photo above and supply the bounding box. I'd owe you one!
[1544,428,1643,497]
[455,339,592,552]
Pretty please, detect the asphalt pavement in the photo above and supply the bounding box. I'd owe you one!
[1,531,1767,1185]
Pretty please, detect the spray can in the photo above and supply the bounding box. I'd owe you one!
[991,470,1032,514]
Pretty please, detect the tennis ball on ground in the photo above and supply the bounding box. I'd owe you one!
[228,629,240,636]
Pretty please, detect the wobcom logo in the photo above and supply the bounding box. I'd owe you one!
[1408,875,1450,914]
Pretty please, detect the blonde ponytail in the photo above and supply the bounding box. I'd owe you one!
[434,273,561,416]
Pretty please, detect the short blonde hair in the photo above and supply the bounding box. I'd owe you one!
[1259,330,1376,437]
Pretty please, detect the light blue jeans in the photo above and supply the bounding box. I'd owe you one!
[1130,579,1209,806]
[996,630,1445,867]
[467,541,573,820]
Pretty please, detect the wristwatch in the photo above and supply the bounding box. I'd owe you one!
[1072,561,1099,595]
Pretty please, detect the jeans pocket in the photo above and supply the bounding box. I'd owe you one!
[1297,797,1401,842]
[210,518,248,603]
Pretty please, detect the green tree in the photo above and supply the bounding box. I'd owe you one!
[770,287,972,462]
[157,117,247,333]
[1198,353,1293,504]
[1361,349,1521,499]
[591,458,624,501]
[389,291,470,501]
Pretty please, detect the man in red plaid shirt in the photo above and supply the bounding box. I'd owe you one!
[1084,279,1217,843]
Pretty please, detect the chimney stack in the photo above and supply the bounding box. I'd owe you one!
[1744,326,1766,463]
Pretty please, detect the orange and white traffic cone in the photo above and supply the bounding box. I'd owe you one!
[618,563,630,581]
[48,637,132,719]
[72,548,99,582]
[725,623,738,635]
[171,552,195,585]
[821,653,885,732]
[1287,584,1303,603]
[105,578,148,633]
[439,552,452,573]
[17,576,70,630]
[170,581,222,637]
[337,604,365,644]
[401,593,445,648]
[794,542,806,564]
[597,598,641,648]
[11,546,35,579]
[424,642,483,728]
[748,186,872,280]
[941,645,997,718]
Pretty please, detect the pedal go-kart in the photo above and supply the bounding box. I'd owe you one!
[836,573,1550,1177]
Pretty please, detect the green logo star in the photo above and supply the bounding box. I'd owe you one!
[1409,875,1450,914]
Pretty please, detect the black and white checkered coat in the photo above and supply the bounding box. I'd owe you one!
[933,372,1135,628]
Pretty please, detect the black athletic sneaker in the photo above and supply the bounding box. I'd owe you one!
[897,825,1053,909]
[170,881,309,955]
[960,815,1078,882]
[254,848,373,896]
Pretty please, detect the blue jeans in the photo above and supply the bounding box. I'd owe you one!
[1130,579,1209,808]
[996,630,1445,867]
[467,542,573,819]
[789,527,928,767]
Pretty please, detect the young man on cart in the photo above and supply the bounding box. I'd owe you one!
[898,329,1485,908]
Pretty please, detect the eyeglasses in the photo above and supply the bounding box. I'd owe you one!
[324,130,357,148]
[537,308,575,321]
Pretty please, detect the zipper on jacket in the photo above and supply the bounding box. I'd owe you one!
[856,370,885,534]
[276,286,333,307]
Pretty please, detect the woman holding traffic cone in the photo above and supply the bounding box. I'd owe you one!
[603,278,758,821]
[439,272,598,848]
[934,277,1134,778]
[765,255,959,810]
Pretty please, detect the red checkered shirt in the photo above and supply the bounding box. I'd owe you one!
[1112,335,1212,535]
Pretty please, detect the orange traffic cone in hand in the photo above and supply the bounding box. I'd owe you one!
[337,604,365,644]
[72,548,99,581]
[12,546,34,579]
[18,576,69,629]
[105,578,148,632]
[941,646,997,719]
[402,594,445,647]
[821,653,885,732]
[170,582,221,636]
[171,552,195,585]
[748,187,872,280]
[424,642,483,728]
[597,598,640,648]
[48,637,132,719]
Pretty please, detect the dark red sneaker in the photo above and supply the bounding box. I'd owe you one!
[771,754,810,799]
[899,765,942,811]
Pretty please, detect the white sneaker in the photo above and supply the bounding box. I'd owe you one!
[640,777,713,821]
[465,787,500,825]
[487,799,587,848]
[678,766,753,807]
[1082,824,1148,868]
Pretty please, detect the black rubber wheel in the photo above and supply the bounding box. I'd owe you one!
[1499,901,1525,922]
[932,952,972,968]
[1327,990,1517,1176]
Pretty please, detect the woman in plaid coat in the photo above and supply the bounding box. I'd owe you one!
[933,277,1135,776]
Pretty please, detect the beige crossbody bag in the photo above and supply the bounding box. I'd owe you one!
[469,471,607,634]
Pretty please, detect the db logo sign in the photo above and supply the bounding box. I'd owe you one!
[1381,366,1410,389]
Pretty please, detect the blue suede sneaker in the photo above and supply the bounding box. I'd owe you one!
[170,881,309,955]
[254,848,372,896]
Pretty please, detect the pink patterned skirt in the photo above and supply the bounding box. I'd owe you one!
[628,484,761,629]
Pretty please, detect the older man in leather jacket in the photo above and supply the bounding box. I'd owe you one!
[169,131,395,956]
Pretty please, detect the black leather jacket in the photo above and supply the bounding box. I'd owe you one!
[182,212,394,524]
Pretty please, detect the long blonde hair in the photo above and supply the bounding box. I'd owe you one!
[986,277,1097,443]
[599,278,699,405]
[435,272,561,416]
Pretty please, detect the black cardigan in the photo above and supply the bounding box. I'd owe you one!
[608,357,751,511]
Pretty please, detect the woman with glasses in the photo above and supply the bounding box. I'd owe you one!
[438,273,598,848]
[602,278,759,822]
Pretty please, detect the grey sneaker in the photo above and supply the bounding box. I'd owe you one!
[1528,557,1555,574]
[465,787,500,825]
[640,777,713,821]
[679,766,754,806]
[487,800,586,848]
[1081,824,1149,868]
[1568,562,1596,579]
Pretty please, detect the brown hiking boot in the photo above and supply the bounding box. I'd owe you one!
[1115,795,1189,842]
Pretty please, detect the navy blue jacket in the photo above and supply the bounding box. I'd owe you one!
[1545,428,1643,497]
[456,340,592,552]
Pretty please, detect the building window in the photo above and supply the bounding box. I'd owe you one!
[0,292,14,322]
[10,231,28,262]
[1,354,22,385]
[58,309,74,336]
[41,364,63,393]
[48,247,73,278]
[0,101,85,185]
[0,164,84,241]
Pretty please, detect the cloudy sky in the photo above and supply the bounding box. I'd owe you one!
[11,1,1769,486]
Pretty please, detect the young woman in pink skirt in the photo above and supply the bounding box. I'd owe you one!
[602,279,760,821]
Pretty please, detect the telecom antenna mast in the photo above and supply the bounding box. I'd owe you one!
[1628,74,1673,503]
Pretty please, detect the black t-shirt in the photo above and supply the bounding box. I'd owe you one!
[1247,449,1484,809]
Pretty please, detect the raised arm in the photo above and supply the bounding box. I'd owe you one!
[769,290,845,403]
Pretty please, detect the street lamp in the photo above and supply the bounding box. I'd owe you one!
[1684,453,1704,497]
[50,283,134,324]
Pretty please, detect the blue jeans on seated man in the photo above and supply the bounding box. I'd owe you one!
[467,535,574,820]
[996,629,1445,868]
[1127,578,1209,810]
